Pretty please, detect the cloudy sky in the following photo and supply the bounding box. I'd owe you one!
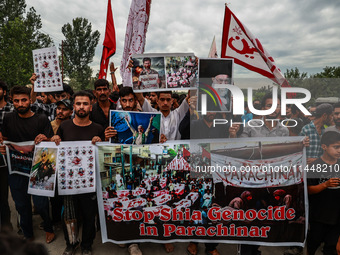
[26,0,340,84]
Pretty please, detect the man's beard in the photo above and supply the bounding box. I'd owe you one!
[335,120,340,127]
[212,85,228,98]
[16,106,30,114]
[123,104,136,111]
[75,110,89,118]
[57,115,69,120]
[0,94,4,101]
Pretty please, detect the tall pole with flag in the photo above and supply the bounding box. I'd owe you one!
[98,0,116,79]
[120,0,152,87]
[221,4,291,88]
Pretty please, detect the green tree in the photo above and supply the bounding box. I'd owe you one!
[313,66,340,78]
[0,4,52,87]
[0,0,26,26]
[283,66,340,105]
[284,67,308,89]
[60,18,100,90]
[284,67,308,80]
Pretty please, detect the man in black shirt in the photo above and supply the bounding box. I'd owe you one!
[52,91,103,255]
[191,112,230,139]
[1,86,55,243]
[307,131,340,255]
[90,79,116,129]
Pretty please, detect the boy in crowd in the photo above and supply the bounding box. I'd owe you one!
[299,103,333,164]
[307,131,340,255]
[136,91,189,141]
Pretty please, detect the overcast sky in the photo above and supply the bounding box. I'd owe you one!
[26,0,340,84]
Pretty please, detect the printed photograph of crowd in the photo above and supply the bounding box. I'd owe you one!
[165,55,197,88]
[190,139,306,243]
[98,143,216,241]
[131,56,166,90]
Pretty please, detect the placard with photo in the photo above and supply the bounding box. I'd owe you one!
[109,110,161,144]
[28,142,58,197]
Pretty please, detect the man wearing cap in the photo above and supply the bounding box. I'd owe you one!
[51,99,73,134]
[300,103,333,164]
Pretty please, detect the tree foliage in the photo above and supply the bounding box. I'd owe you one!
[60,17,100,90]
[313,66,340,78]
[283,66,340,105]
[0,1,52,87]
[0,0,26,26]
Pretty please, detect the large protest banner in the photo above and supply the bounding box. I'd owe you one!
[97,137,307,246]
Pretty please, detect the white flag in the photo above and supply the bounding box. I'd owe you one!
[120,0,152,87]
[208,36,218,58]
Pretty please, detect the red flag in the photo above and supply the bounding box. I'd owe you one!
[120,0,152,87]
[98,0,116,79]
[202,147,211,160]
[183,147,190,158]
[221,5,289,88]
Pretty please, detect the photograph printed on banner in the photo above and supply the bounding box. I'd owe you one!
[97,142,193,243]
[198,58,234,112]
[191,137,307,244]
[5,141,35,177]
[32,46,63,92]
[57,141,96,195]
[109,110,161,144]
[131,55,166,91]
[165,55,197,89]
[97,138,307,245]
[28,143,58,197]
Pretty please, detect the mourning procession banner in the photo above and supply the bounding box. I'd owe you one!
[4,141,96,196]
[96,137,307,246]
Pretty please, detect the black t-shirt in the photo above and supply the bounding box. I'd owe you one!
[57,119,104,141]
[307,157,340,225]
[90,101,116,129]
[2,112,53,142]
[191,118,229,139]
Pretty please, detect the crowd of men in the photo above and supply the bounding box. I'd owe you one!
[1,73,340,255]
